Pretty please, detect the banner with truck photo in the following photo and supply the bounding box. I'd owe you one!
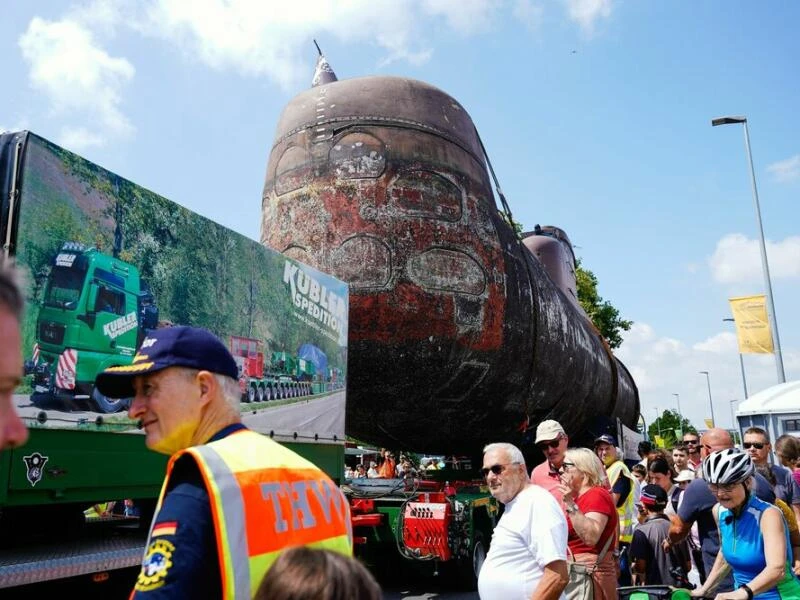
[6,131,348,444]
[728,294,774,354]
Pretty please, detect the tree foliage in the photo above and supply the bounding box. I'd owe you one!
[575,258,632,349]
[648,409,697,448]
[17,135,347,375]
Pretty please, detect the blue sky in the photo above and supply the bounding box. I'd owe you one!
[2,0,798,434]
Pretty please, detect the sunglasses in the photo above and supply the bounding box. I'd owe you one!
[537,437,563,450]
[481,463,518,478]
[709,483,738,494]
[743,442,766,450]
[558,461,576,474]
[684,440,699,445]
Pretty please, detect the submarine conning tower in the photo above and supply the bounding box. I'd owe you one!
[261,74,639,453]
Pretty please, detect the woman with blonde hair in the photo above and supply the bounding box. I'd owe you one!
[558,447,619,600]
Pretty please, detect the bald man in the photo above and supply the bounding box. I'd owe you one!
[666,428,774,592]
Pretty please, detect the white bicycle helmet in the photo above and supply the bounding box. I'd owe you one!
[702,448,754,485]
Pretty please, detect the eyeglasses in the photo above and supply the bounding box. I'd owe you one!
[537,437,563,450]
[709,483,738,494]
[743,442,766,450]
[481,463,518,478]
[558,462,575,474]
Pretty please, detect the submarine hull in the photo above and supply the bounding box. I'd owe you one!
[261,76,639,453]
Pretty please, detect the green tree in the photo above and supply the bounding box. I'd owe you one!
[575,258,632,349]
[648,409,696,448]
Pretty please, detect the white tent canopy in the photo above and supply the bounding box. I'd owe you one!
[736,380,800,416]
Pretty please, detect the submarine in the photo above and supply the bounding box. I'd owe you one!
[260,55,639,454]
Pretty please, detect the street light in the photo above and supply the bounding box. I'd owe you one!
[672,393,683,436]
[654,407,662,439]
[730,399,740,445]
[699,371,716,427]
[712,116,785,383]
[730,399,739,429]
[723,318,749,399]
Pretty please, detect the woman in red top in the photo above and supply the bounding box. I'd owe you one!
[558,447,619,600]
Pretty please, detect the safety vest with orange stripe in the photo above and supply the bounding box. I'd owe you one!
[150,428,353,599]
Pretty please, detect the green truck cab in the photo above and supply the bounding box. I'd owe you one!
[28,243,158,413]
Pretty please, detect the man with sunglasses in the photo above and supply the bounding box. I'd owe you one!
[667,428,775,592]
[682,433,702,470]
[478,442,569,600]
[743,427,800,524]
[530,420,570,506]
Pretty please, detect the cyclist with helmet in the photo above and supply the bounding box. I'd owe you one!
[691,449,800,600]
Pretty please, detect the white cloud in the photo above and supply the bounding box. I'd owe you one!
[708,233,800,284]
[563,0,612,34]
[767,155,800,183]
[18,16,135,147]
[616,322,797,431]
[514,0,545,31]
[60,126,105,151]
[138,0,443,90]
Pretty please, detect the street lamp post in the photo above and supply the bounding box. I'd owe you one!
[730,399,740,445]
[672,393,683,436]
[712,116,785,383]
[723,318,749,399]
[699,371,716,428]
[654,407,662,439]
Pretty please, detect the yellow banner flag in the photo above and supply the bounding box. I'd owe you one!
[704,419,715,429]
[728,295,774,354]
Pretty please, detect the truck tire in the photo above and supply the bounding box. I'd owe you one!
[449,529,486,591]
[264,384,273,401]
[257,385,266,402]
[91,387,129,413]
[247,385,256,403]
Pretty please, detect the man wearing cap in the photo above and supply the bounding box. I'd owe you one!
[630,484,691,586]
[96,326,352,599]
[595,433,637,586]
[531,420,571,506]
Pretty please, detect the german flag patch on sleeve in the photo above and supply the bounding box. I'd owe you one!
[151,520,178,537]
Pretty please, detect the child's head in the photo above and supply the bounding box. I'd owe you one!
[255,547,381,600]
[631,463,647,482]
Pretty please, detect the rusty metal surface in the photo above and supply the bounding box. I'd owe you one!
[261,75,639,454]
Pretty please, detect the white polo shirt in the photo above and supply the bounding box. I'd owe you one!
[478,484,568,600]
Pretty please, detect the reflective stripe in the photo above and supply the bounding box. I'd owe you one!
[192,444,251,598]
[607,460,636,543]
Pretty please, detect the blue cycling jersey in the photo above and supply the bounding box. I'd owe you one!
[720,493,800,599]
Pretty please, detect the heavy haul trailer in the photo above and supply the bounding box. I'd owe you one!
[261,59,641,578]
[0,130,350,590]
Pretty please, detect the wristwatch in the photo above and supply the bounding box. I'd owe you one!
[739,584,754,600]
[565,503,579,514]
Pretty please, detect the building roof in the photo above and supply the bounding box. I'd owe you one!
[736,380,800,416]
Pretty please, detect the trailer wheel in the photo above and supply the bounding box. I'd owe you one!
[247,385,256,403]
[257,385,266,402]
[91,387,128,413]
[264,385,273,401]
[449,529,486,591]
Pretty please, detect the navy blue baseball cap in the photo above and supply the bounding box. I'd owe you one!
[640,484,668,509]
[594,434,617,447]
[95,326,239,398]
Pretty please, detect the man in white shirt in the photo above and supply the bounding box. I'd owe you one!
[478,442,568,600]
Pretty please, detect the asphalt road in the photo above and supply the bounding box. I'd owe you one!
[16,566,480,599]
[14,390,346,440]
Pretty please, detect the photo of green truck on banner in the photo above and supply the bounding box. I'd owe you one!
[12,132,348,443]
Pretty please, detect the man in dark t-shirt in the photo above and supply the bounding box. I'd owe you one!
[631,485,690,586]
